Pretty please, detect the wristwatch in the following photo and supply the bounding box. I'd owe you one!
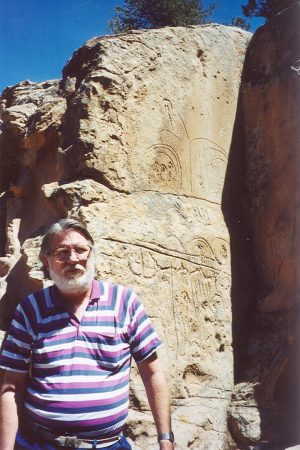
[158,431,175,443]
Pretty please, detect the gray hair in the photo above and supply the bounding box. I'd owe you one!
[40,218,94,264]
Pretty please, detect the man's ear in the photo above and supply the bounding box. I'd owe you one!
[41,255,50,270]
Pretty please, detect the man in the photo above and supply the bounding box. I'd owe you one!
[0,219,174,450]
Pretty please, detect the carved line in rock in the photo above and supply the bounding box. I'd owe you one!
[163,99,177,132]
[128,248,156,279]
[148,141,228,201]
[148,144,182,189]
[169,258,180,358]
[170,268,231,373]
[190,141,228,203]
[125,243,232,360]
[103,237,230,276]
[147,109,228,201]
[172,203,211,227]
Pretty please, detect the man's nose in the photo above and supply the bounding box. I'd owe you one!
[66,249,80,262]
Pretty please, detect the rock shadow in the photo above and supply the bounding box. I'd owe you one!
[222,22,300,446]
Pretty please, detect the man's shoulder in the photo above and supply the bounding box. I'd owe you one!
[19,285,53,309]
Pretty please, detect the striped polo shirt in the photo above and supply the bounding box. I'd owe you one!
[0,279,162,438]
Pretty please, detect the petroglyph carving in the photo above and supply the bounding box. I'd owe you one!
[193,206,212,226]
[150,144,182,189]
[191,237,214,258]
[212,237,230,266]
[190,237,217,270]
[190,139,227,202]
[128,248,157,278]
[163,98,177,130]
[149,107,228,202]
[191,269,217,302]
[173,288,202,359]
[173,290,192,327]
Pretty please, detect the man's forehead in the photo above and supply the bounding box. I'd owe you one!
[49,229,89,247]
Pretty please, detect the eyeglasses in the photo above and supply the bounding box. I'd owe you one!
[48,245,92,262]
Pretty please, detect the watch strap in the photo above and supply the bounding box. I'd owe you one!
[158,431,175,442]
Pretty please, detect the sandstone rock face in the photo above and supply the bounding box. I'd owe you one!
[228,4,300,448]
[0,25,251,449]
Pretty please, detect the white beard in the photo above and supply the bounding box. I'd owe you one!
[49,257,95,295]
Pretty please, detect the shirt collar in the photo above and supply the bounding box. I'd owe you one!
[50,279,101,307]
[89,279,101,304]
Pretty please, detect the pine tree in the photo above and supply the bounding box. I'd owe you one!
[231,16,251,30]
[109,0,217,33]
[242,0,295,19]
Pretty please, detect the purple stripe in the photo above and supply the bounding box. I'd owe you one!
[133,338,161,361]
[34,361,130,372]
[35,289,51,312]
[33,377,129,390]
[80,330,117,338]
[116,288,128,322]
[137,321,153,336]
[7,326,31,344]
[4,340,30,358]
[36,345,130,359]
[37,318,70,333]
[138,335,161,350]
[27,390,128,408]
[90,279,101,301]
[135,307,148,324]
[35,330,76,344]
[22,298,38,330]
[27,406,128,427]
[107,283,114,305]
[69,409,128,426]
[81,316,115,324]
[14,308,26,323]
[0,355,28,370]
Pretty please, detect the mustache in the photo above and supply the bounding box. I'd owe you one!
[62,264,85,274]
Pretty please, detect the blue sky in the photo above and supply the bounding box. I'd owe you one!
[0,0,265,93]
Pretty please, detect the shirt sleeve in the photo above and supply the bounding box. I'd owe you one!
[0,297,34,373]
[127,291,162,363]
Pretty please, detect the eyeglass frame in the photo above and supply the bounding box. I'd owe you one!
[47,244,93,262]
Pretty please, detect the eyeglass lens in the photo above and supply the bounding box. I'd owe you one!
[51,246,91,261]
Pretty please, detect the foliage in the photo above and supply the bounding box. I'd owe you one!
[109,0,217,33]
[231,16,250,30]
[242,0,295,19]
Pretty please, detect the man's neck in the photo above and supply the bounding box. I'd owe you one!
[58,285,93,318]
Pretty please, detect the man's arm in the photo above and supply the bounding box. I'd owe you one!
[0,369,28,450]
[138,352,174,449]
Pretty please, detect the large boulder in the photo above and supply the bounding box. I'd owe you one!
[0,25,251,449]
[229,3,300,447]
